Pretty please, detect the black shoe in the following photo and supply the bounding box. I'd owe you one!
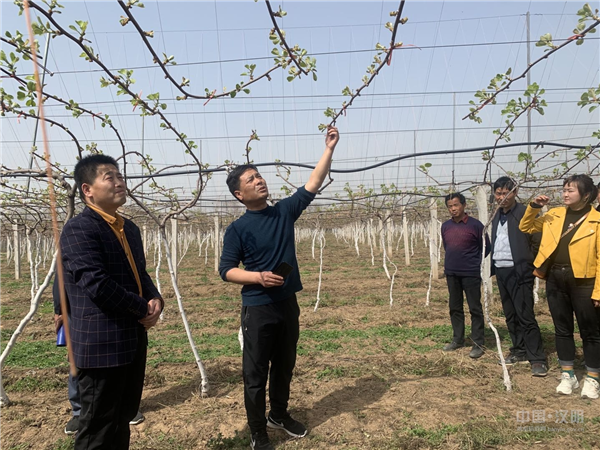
[250,430,274,450]
[531,362,548,377]
[267,413,308,438]
[469,345,485,359]
[129,411,145,425]
[443,341,464,352]
[64,416,79,435]
[498,353,528,365]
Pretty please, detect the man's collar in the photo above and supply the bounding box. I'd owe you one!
[86,203,123,227]
[452,213,469,224]
[500,202,517,215]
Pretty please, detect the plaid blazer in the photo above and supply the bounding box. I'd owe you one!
[60,207,161,369]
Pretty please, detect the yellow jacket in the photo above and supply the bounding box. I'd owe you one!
[519,204,600,299]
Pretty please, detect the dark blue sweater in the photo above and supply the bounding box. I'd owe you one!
[441,214,490,277]
[219,186,315,306]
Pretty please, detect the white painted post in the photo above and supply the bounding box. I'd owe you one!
[474,184,511,390]
[429,200,438,280]
[13,224,20,280]
[474,186,493,299]
[403,209,410,266]
[214,215,220,273]
[143,224,148,257]
[387,219,394,258]
[378,218,385,255]
[171,217,178,282]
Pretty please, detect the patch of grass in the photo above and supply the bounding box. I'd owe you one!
[2,339,67,368]
[212,317,235,328]
[48,437,75,450]
[341,294,386,307]
[376,415,599,450]
[162,321,205,331]
[206,431,249,449]
[297,325,453,357]
[2,280,31,290]
[315,341,342,352]
[147,331,240,365]
[6,375,64,393]
[1,327,15,342]
[38,300,54,315]
[406,423,461,447]
[408,343,436,354]
[371,324,451,343]
[130,432,193,450]
[1,305,17,320]
[5,444,31,450]
[316,366,346,380]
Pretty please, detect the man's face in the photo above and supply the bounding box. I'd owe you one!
[82,164,127,211]
[235,169,269,204]
[446,197,465,220]
[494,186,517,210]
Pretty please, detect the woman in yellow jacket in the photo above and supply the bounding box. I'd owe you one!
[519,174,600,399]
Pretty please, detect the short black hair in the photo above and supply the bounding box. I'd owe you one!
[74,154,119,202]
[493,176,516,192]
[226,164,258,203]
[563,174,598,206]
[445,192,465,206]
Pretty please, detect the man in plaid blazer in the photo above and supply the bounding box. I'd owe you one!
[60,154,163,450]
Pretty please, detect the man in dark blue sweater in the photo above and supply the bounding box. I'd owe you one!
[219,126,340,450]
[441,192,490,359]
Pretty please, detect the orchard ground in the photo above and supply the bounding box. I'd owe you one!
[1,234,599,450]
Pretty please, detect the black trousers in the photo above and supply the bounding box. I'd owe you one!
[495,267,546,363]
[75,329,147,450]
[446,275,485,346]
[546,266,600,370]
[241,295,300,434]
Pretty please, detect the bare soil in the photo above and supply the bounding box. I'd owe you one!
[1,235,599,449]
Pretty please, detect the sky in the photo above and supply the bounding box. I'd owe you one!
[1,0,599,210]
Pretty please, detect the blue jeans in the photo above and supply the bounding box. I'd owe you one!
[68,373,81,417]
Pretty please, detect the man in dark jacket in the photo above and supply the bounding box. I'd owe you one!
[219,127,339,450]
[491,176,547,376]
[52,277,145,436]
[60,154,162,449]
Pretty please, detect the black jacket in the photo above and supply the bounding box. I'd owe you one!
[490,202,540,278]
[60,207,161,369]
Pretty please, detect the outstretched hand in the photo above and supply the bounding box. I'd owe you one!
[325,126,339,151]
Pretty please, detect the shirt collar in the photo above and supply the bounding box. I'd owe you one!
[87,203,124,228]
[452,213,469,224]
